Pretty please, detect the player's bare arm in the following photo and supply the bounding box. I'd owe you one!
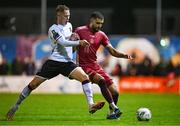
[106,44,133,59]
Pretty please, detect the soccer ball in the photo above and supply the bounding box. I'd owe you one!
[136,107,152,121]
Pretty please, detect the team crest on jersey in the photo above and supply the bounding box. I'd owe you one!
[52,30,61,40]
[89,38,94,44]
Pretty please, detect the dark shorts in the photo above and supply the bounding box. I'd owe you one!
[80,63,113,87]
[36,60,78,79]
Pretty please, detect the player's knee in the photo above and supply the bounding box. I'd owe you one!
[81,74,89,81]
[110,87,119,96]
[28,83,38,90]
[108,84,119,96]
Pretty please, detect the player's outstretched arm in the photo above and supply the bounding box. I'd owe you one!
[106,44,133,59]
[56,35,89,47]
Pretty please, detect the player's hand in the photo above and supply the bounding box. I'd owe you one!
[126,55,134,60]
[70,33,80,40]
[79,40,90,47]
[123,54,134,60]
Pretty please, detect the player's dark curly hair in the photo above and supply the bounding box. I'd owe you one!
[90,11,104,20]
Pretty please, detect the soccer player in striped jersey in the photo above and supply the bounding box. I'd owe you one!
[6,5,105,120]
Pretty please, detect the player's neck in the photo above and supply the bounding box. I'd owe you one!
[57,20,66,26]
[88,25,96,34]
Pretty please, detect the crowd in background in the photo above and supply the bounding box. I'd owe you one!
[0,54,179,77]
[0,56,36,76]
[110,54,180,77]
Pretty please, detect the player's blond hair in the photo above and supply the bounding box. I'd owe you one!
[56,5,69,13]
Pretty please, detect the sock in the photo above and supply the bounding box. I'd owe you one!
[110,102,118,110]
[98,79,113,104]
[14,85,32,108]
[82,80,94,107]
[109,92,119,114]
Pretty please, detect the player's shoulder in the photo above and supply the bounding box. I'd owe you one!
[66,22,72,27]
[49,24,58,31]
[75,25,88,32]
[98,30,107,37]
[49,23,72,30]
[98,30,105,35]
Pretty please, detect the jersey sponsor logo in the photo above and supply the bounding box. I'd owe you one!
[52,30,61,40]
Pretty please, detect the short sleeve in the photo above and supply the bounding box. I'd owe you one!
[48,26,62,41]
[101,32,110,47]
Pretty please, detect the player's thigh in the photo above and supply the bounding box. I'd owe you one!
[69,67,89,82]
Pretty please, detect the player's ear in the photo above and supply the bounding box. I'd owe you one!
[90,18,94,23]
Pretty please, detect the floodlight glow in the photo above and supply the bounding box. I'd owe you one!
[160,38,170,47]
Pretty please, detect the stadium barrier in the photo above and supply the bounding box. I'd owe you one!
[0,75,101,93]
[119,76,180,94]
[0,76,179,94]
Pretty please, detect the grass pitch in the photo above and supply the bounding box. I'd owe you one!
[0,93,180,126]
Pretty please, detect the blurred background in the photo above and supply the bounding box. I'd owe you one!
[0,0,180,94]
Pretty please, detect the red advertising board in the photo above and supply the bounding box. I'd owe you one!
[119,76,180,94]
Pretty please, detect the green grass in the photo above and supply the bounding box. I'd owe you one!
[0,93,180,126]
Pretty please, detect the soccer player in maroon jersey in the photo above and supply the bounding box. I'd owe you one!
[75,11,133,119]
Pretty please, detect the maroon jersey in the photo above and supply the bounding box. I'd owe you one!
[75,25,109,65]
[75,25,113,86]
